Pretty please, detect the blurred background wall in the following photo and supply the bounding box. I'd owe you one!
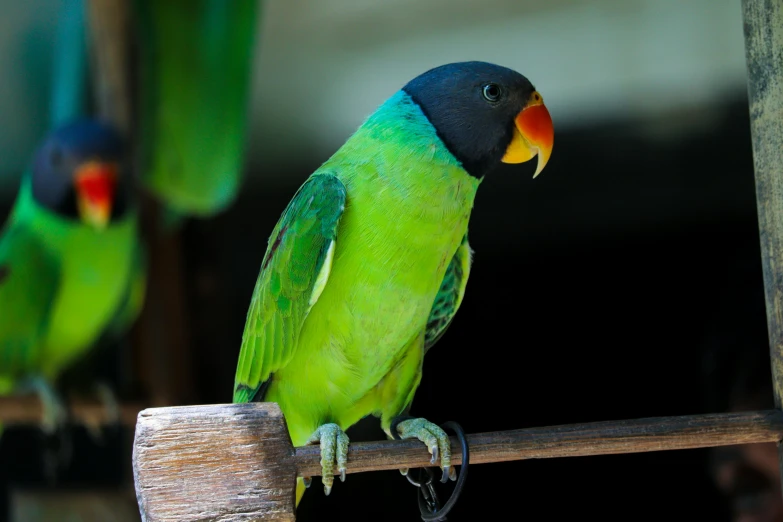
[0,0,748,188]
[0,1,774,521]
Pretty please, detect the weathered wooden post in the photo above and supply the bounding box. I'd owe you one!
[742,0,783,493]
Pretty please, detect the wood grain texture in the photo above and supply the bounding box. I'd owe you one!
[742,0,783,493]
[133,403,297,522]
[743,0,783,418]
[133,404,783,521]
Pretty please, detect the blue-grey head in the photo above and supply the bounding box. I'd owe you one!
[30,119,128,229]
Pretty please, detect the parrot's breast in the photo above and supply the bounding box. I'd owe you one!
[289,166,477,421]
[35,214,138,378]
[265,92,481,440]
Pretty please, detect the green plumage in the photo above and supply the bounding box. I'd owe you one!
[134,0,259,218]
[0,177,144,403]
[234,91,478,502]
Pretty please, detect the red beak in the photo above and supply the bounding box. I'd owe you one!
[75,161,118,229]
[501,90,554,178]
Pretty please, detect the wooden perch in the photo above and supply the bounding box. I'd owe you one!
[0,395,142,428]
[132,403,783,521]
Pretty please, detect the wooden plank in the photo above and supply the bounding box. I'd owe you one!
[742,0,783,497]
[133,404,783,521]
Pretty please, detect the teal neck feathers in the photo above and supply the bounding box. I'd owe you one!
[320,90,481,220]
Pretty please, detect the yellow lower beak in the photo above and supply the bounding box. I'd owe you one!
[501,92,554,178]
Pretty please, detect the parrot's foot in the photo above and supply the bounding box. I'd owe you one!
[18,377,68,435]
[84,381,120,443]
[16,378,73,482]
[393,417,456,483]
[304,423,349,496]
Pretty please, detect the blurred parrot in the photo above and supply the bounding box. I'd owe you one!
[0,119,145,435]
[0,0,144,442]
[233,61,554,505]
[133,0,260,223]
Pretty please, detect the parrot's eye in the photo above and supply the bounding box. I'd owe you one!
[482,83,502,103]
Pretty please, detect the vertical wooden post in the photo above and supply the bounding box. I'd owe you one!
[742,0,783,493]
[86,0,132,133]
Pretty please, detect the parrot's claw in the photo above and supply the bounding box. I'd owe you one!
[394,417,452,483]
[17,378,72,481]
[39,395,68,436]
[305,423,349,496]
[302,476,312,489]
[399,467,409,476]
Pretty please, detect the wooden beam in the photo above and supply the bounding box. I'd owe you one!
[11,488,139,522]
[0,395,143,428]
[132,403,783,521]
[742,0,783,499]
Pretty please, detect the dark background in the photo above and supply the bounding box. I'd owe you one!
[0,91,771,520]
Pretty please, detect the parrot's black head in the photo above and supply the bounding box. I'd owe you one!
[31,119,129,229]
[403,61,553,178]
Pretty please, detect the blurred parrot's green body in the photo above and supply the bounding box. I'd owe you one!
[134,0,259,217]
[234,91,478,503]
[0,177,143,395]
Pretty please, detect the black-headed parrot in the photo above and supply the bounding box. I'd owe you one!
[233,61,554,505]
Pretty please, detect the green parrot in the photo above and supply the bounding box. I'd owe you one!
[233,61,554,505]
[0,119,145,434]
[133,0,260,222]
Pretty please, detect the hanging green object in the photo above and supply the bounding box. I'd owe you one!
[134,0,260,219]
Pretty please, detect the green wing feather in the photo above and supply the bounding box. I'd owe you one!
[424,234,472,353]
[233,174,346,403]
[0,223,61,382]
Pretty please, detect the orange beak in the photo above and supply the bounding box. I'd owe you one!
[74,161,118,229]
[501,91,554,178]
